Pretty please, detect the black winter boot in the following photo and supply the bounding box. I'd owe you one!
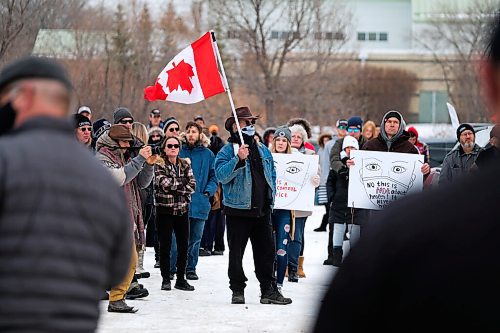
[323,253,334,265]
[231,290,245,304]
[288,267,299,282]
[332,247,343,267]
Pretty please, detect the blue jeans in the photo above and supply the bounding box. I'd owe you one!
[187,218,206,273]
[170,218,206,273]
[287,216,306,272]
[272,209,291,285]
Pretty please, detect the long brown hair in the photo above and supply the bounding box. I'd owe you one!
[271,136,292,154]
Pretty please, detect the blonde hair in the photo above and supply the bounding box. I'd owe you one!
[362,121,376,140]
[131,122,148,144]
[271,136,292,154]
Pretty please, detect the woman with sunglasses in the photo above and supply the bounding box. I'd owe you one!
[154,136,196,292]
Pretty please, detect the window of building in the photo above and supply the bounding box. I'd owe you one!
[271,31,279,39]
[379,32,388,41]
[357,32,366,41]
[280,31,290,39]
[314,32,322,40]
[419,91,449,123]
[368,32,377,41]
[293,31,300,39]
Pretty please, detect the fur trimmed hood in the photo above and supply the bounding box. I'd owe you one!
[179,131,210,148]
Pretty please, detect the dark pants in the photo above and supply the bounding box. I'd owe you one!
[201,209,226,252]
[226,214,276,293]
[156,211,189,281]
[318,203,330,229]
[144,203,160,261]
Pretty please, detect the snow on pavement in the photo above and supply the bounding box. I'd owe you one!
[97,206,339,333]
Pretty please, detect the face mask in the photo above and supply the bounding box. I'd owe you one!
[359,158,417,209]
[0,101,17,136]
[241,125,255,137]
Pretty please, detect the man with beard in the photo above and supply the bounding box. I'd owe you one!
[314,11,500,331]
[439,123,482,186]
[173,121,217,280]
[214,106,292,305]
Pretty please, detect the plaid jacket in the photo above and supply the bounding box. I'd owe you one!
[154,157,196,215]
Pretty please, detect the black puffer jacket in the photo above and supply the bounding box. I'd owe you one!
[0,117,132,333]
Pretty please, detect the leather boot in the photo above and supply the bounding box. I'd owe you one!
[332,247,343,267]
[297,256,306,278]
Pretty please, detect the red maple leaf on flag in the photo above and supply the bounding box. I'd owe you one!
[166,60,195,93]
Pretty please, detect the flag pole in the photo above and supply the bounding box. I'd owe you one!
[211,31,245,145]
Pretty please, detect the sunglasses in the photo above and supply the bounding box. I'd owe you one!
[338,126,347,130]
[151,134,161,138]
[168,127,180,132]
[119,119,134,124]
[347,128,360,133]
[79,127,92,132]
[152,115,161,118]
[166,144,180,149]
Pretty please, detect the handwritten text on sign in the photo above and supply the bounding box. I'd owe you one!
[348,150,423,210]
[272,153,319,211]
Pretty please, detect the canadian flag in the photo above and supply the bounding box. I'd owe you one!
[144,32,226,104]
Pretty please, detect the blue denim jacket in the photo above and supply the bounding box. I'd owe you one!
[214,142,276,209]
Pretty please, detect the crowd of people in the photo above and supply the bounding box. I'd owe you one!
[1,12,500,332]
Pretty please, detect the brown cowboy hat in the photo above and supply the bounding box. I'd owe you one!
[224,106,260,132]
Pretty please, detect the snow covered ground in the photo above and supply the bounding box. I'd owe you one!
[97,206,341,333]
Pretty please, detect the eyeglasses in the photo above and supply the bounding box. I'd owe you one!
[79,127,92,132]
[347,128,360,133]
[168,127,180,132]
[119,119,134,124]
[166,144,180,149]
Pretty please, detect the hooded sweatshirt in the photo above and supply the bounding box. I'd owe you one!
[362,111,418,154]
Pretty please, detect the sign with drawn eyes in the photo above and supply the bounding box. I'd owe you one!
[272,153,319,211]
[348,150,424,210]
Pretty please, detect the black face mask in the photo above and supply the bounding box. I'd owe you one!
[0,101,17,136]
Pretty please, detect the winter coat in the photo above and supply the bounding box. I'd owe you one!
[439,143,482,186]
[362,133,418,154]
[0,117,132,332]
[154,156,196,216]
[326,160,362,226]
[295,147,320,218]
[96,131,154,245]
[214,141,276,210]
[330,136,367,173]
[318,146,331,186]
[179,133,218,220]
[314,156,500,333]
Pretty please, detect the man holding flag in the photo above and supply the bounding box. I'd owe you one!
[214,107,292,305]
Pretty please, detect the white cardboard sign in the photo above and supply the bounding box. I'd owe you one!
[272,153,319,211]
[347,150,424,210]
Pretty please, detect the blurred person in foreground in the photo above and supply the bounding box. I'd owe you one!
[0,56,132,331]
[314,12,500,332]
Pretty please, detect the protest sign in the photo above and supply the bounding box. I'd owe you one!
[273,153,319,211]
[348,150,424,210]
